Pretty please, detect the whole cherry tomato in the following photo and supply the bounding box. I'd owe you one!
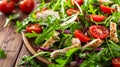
[74,30,91,43]
[11,0,19,3]
[26,24,42,33]
[100,5,116,15]
[0,0,15,14]
[67,8,79,16]
[112,58,120,67]
[89,14,106,22]
[19,0,35,13]
[71,0,83,6]
[89,25,109,39]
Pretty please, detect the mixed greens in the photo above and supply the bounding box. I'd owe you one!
[17,0,120,67]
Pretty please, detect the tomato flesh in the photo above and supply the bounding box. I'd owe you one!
[67,8,79,16]
[89,15,106,22]
[19,0,35,13]
[26,24,42,33]
[74,30,91,43]
[11,0,19,3]
[100,5,116,15]
[112,58,120,67]
[0,0,15,14]
[71,0,83,6]
[89,25,109,39]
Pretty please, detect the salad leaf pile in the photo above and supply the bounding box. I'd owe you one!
[17,0,120,67]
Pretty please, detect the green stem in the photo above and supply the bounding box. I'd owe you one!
[52,0,60,10]
[74,1,83,15]
[106,40,114,57]
[18,52,42,65]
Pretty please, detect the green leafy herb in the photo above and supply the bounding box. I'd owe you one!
[4,14,19,27]
[0,48,6,59]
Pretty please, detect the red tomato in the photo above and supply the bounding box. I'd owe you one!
[100,5,116,15]
[71,0,83,6]
[19,0,35,13]
[26,24,42,33]
[11,0,19,3]
[112,58,120,67]
[74,30,91,43]
[0,0,15,14]
[67,8,79,16]
[89,15,106,22]
[42,7,47,11]
[89,25,109,39]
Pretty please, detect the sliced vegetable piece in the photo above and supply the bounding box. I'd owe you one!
[89,25,109,39]
[71,0,83,6]
[100,5,116,14]
[89,14,106,22]
[74,30,91,43]
[26,23,42,33]
[112,58,120,67]
[66,8,79,16]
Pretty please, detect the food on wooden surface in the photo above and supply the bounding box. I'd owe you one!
[17,0,120,67]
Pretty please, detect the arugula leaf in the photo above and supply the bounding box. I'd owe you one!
[35,25,56,45]
[25,32,39,38]
[18,55,42,67]
[110,0,120,5]
[88,4,97,14]
[0,48,6,59]
[55,48,79,67]
[4,14,19,27]
[17,13,37,33]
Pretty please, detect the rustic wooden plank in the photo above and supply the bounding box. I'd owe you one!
[14,44,30,67]
[0,25,23,67]
[0,10,27,67]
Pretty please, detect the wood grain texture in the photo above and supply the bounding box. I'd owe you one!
[0,10,27,67]
[0,22,23,67]
[0,0,49,67]
[14,44,30,67]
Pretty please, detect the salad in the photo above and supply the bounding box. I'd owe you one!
[17,0,120,67]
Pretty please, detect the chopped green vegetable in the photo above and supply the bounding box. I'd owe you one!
[0,48,6,59]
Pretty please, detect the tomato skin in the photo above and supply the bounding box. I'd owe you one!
[26,24,42,33]
[89,15,106,22]
[67,8,79,16]
[0,0,15,14]
[89,25,109,39]
[42,7,47,11]
[19,0,35,13]
[112,58,120,67]
[71,0,83,6]
[11,0,19,3]
[74,30,91,43]
[100,5,116,14]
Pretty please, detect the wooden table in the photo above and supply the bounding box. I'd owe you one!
[0,0,52,67]
[0,6,30,67]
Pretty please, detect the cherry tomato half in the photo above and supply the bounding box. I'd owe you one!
[71,0,83,6]
[112,58,120,67]
[100,5,116,15]
[0,0,15,14]
[89,25,109,39]
[67,8,79,16]
[11,0,19,3]
[74,30,91,43]
[26,24,42,33]
[19,0,35,13]
[42,7,48,11]
[89,15,106,22]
